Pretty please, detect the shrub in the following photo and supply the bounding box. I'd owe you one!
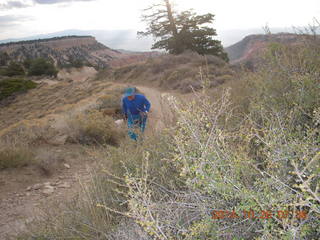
[0,77,37,100]
[2,61,25,76]
[97,88,124,110]
[97,94,120,109]
[0,67,7,76]
[112,36,320,239]
[67,110,124,145]
[27,58,58,77]
[0,52,10,66]
[69,59,84,68]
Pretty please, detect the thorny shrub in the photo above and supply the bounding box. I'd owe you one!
[121,36,320,239]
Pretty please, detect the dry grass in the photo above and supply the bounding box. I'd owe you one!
[66,109,125,146]
[98,52,235,93]
[19,132,176,240]
[0,119,54,146]
[0,120,54,170]
[0,142,35,169]
[0,77,113,131]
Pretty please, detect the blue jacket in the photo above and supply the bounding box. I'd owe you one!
[122,94,151,116]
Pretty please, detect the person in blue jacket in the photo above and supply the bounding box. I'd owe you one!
[122,87,151,141]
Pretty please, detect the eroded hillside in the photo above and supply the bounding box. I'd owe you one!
[225,33,320,67]
[0,36,160,69]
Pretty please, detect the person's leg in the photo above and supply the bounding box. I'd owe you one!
[140,115,147,133]
[127,115,138,141]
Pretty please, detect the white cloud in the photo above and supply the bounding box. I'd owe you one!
[0,0,318,43]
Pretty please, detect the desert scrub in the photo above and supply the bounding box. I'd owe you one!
[0,77,37,100]
[122,87,319,239]
[26,58,58,77]
[18,133,179,240]
[0,119,53,146]
[112,37,320,239]
[0,143,35,169]
[101,52,233,92]
[96,87,124,113]
[67,109,124,145]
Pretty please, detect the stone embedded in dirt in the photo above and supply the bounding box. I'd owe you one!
[64,163,71,169]
[44,182,52,187]
[58,182,71,188]
[115,119,124,126]
[42,187,55,196]
[49,134,68,146]
[26,186,32,191]
[51,181,61,186]
[32,183,43,190]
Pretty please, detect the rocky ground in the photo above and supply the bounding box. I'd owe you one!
[0,144,94,238]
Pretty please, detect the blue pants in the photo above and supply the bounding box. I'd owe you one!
[127,114,147,141]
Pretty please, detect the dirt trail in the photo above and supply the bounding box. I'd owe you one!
[0,83,173,239]
[137,86,173,133]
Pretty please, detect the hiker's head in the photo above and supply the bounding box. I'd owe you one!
[124,87,136,100]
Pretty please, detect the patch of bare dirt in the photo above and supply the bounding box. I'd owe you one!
[0,144,94,239]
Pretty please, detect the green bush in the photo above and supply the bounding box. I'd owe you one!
[248,41,320,129]
[0,52,10,66]
[0,77,37,100]
[0,67,7,76]
[5,61,25,76]
[27,58,58,77]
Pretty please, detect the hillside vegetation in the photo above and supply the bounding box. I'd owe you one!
[17,33,320,240]
[0,77,37,101]
[99,52,234,93]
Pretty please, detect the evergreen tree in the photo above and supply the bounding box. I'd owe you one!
[138,0,228,61]
[27,58,58,77]
[0,52,10,66]
[5,62,25,76]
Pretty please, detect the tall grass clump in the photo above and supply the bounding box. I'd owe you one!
[67,109,124,146]
[0,120,51,170]
[0,142,35,169]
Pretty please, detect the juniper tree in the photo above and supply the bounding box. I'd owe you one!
[138,0,228,61]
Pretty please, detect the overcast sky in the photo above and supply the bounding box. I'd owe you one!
[0,0,319,47]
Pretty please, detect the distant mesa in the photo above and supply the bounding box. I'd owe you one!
[0,35,159,69]
[225,33,317,67]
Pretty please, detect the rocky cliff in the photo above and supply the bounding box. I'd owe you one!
[225,33,313,65]
[0,36,123,69]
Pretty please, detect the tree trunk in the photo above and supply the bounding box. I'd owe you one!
[164,0,178,37]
